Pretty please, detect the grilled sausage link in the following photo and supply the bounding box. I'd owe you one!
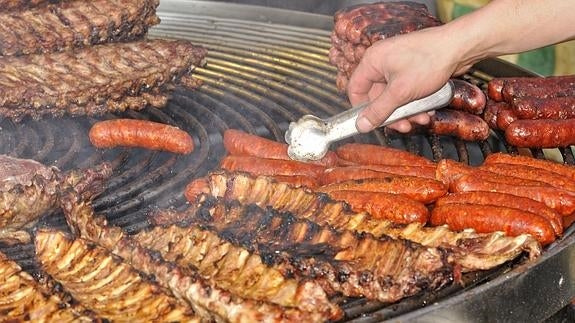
[495,104,519,130]
[430,203,556,245]
[449,79,486,114]
[323,165,436,186]
[335,143,435,167]
[327,190,429,224]
[223,129,338,167]
[511,97,575,119]
[435,192,563,236]
[480,163,575,193]
[220,155,326,178]
[505,119,575,148]
[429,109,490,141]
[501,75,575,102]
[487,78,506,102]
[484,153,575,180]
[89,119,194,154]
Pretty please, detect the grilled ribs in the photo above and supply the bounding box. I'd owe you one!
[35,230,199,322]
[0,39,206,121]
[0,155,111,244]
[203,171,542,271]
[0,251,96,322]
[60,192,334,322]
[151,197,455,303]
[0,0,59,12]
[134,223,342,319]
[0,0,159,56]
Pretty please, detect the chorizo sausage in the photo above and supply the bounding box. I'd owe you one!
[327,190,429,224]
[511,97,575,120]
[321,167,397,186]
[317,177,447,204]
[452,174,575,216]
[505,119,575,148]
[480,163,575,193]
[271,175,319,188]
[223,129,338,167]
[220,155,325,178]
[484,153,575,180]
[335,143,435,167]
[495,104,518,130]
[449,79,486,114]
[501,75,575,102]
[89,119,194,154]
[487,78,506,102]
[429,109,490,141]
[352,164,436,179]
[430,203,556,245]
[435,192,563,236]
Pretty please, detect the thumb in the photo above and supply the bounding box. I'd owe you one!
[356,81,412,133]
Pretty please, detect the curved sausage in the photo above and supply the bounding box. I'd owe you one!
[89,119,194,154]
[449,79,486,114]
[430,203,556,245]
[511,97,575,119]
[429,109,490,141]
[223,129,338,167]
[505,119,575,148]
[327,190,429,224]
[435,192,563,236]
[335,143,435,167]
[220,155,325,178]
[484,153,575,180]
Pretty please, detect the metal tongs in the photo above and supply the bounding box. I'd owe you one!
[285,81,454,162]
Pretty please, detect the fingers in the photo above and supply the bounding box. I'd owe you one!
[347,49,385,106]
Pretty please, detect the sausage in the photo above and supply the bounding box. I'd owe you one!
[430,203,556,245]
[322,165,435,185]
[452,174,575,216]
[429,109,490,141]
[449,79,486,114]
[505,119,575,148]
[435,192,563,236]
[327,190,429,224]
[484,153,575,180]
[317,177,447,204]
[271,175,319,188]
[495,104,518,130]
[219,155,325,178]
[335,143,435,167]
[480,163,575,194]
[89,119,194,154]
[352,164,436,179]
[501,75,575,102]
[184,178,210,203]
[223,129,338,167]
[487,78,506,102]
[483,100,507,129]
[511,97,575,120]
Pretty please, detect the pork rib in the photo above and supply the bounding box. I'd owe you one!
[134,223,343,319]
[204,171,542,271]
[0,0,159,56]
[0,39,207,121]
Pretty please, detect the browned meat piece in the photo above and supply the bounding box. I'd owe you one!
[448,79,486,114]
[511,97,575,119]
[60,193,333,322]
[0,251,97,322]
[505,119,575,148]
[0,39,207,121]
[483,100,508,129]
[35,230,199,322]
[205,171,542,272]
[151,197,454,303]
[0,155,111,244]
[0,0,58,12]
[501,75,575,102]
[134,224,343,320]
[0,0,159,56]
[429,109,490,141]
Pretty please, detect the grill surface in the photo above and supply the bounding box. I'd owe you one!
[0,1,574,322]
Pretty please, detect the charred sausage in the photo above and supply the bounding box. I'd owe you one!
[429,109,490,141]
[511,97,575,120]
[335,143,435,167]
[483,100,508,129]
[220,155,325,178]
[495,104,518,130]
[505,119,575,148]
[223,129,338,167]
[430,203,556,245]
[501,75,575,102]
[484,153,575,180]
[435,192,563,236]
[89,119,194,154]
[449,79,486,114]
[327,190,429,224]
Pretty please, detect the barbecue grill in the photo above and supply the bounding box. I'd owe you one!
[1,0,574,321]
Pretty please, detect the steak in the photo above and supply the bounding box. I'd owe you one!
[0,0,159,56]
[0,39,207,121]
[204,171,542,271]
[151,197,455,303]
[35,230,199,322]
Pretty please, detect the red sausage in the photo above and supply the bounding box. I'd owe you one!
[335,143,435,167]
[349,164,436,179]
[487,78,506,102]
[429,109,490,141]
[495,104,518,130]
[184,178,210,203]
[223,129,338,167]
[505,119,575,148]
[449,79,486,114]
[322,165,435,185]
[327,190,429,224]
[430,203,556,245]
[435,192,563,236]
[511,97,575,120]
[480,163,575,194]
[220,155,325,178]
[502,75,575,102]
[271,175,319,189]
[484,153,575,180]
[89,119,194,154]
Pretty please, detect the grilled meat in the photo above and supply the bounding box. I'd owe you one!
[0,155,111,244]
[151,198,454,303]
[0,39,207,121]
[134,223,343,319]
[0,0,59,12]
[0,251,96,322]
[35,230,199,322]
[60,192,333,322]
[0,0,159,56]
[204,171,542,271]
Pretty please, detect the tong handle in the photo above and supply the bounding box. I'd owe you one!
[325,81,454,142]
